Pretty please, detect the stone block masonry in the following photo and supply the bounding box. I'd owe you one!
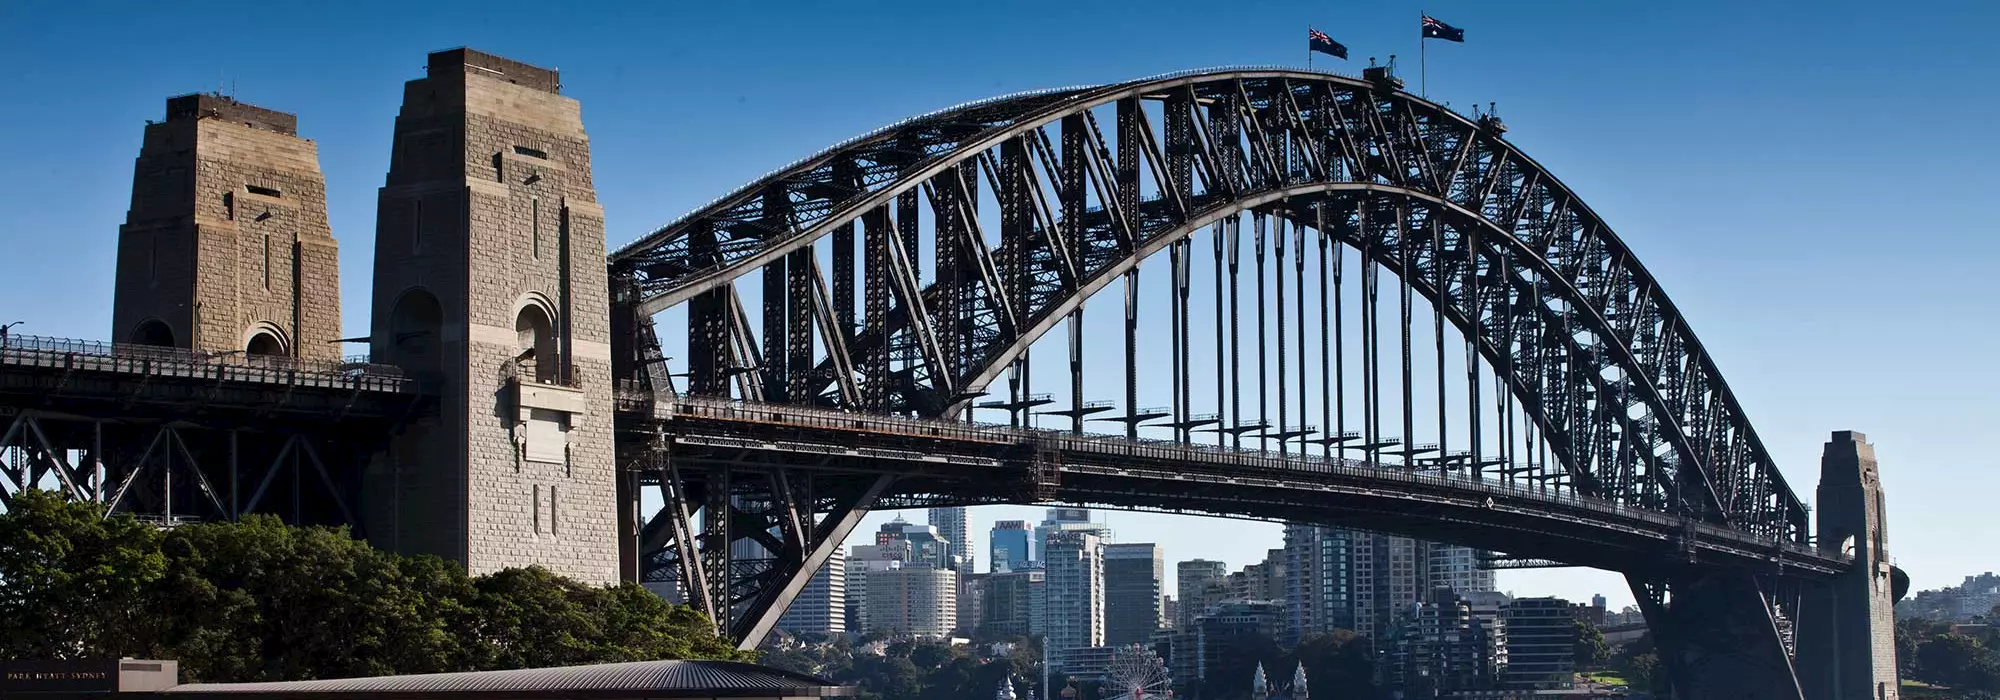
[112,94,340,361]
[364,48,617,585]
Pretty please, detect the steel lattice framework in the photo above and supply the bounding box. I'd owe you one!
[611,67,1804,545]
[604,67,1857,698]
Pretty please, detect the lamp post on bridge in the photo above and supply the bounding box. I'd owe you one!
[1,321,23,349]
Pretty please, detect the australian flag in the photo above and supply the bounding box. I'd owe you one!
[1421,15,1465,42]
[1309,28,1348,59]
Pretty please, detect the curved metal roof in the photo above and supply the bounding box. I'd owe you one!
[161,660,850,698]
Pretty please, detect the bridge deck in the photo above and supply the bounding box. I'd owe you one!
[1,335,414,420]
[631,395,1851,577]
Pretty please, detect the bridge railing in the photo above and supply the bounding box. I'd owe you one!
[0,333,410,393]
[659,395,1837,562]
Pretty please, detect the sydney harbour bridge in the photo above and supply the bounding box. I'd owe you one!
[0,50,1901,699]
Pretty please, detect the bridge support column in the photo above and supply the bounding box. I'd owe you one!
[364,49,617,584]
[1796,431,1900,700]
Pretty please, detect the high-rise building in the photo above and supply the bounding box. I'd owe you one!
[1227,549,1285,602]
[1036,508,1105,559]
[876,516,953,569]
[1176,559,1229,628]
[1430,545,1495,596]
[1104,543,1164,646]
[776,545,846,636]
[1350,534,1430,640]
[1283,525,1357,642]
[861,562,959,638]
[991,520,1032,572]
[957,572,988,635]
[929,507,969,571]
[1043,530,1106,655]
[846,545,904,632]
[983,568,1045,639]
[1502,597,1577,690]
[1380,589,1508,697]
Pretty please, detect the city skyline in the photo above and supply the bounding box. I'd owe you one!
[3,0,1993,611]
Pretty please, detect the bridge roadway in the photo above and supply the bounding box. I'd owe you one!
[0,334,413,421]
[632,395,1851,578]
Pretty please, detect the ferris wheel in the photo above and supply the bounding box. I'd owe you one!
[1102,644,1173,700]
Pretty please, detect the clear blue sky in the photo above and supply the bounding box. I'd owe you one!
[3,0,1996,608]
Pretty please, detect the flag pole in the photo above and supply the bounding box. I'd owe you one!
[1420,12,1428,98]
[1307,27,1313,70]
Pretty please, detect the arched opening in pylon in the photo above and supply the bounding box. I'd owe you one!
[245,331,285,357]
[129,319,175,348]
[515,302,560,384]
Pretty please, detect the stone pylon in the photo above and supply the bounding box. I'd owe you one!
[363,48,615,584]
[1796,431,1899,700]
[113,94,340,361]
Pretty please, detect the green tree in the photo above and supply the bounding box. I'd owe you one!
[0,489,167,660]
[0,489,743,682]
[1293,630,1378,697]
[1572,619,1610,670]
[1917,634,1989,688]
[155,515,474,681]
[1624,653,1662,691]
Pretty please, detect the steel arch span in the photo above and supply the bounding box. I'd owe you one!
[607,67,1895,699]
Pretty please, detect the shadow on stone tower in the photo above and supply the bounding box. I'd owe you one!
[363,48,616,584]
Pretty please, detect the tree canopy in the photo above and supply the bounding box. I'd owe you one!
[0,489,746,682]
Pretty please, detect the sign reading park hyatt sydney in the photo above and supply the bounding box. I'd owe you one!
[0,660,179,694]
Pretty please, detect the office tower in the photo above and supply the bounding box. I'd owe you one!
[1283,525,1357,642]
[776,545,846,636]
[957,572,988,635]
[1104,543,1164,646]
[1502,597,1577,690]
[1036,507,1105,559]
[991,520,1032,572]
[1352,534,1430,640]
[876,516,953,569]
[1176,559,1229,628]
[845,545,904,632]
[1430,545,1495,595]
[983,568,1045,638]
[929,506,970,571]
[1043,530,1106,654]
[861,562,959,638]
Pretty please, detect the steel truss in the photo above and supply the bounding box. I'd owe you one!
[609,68,1835,694]
[0,408,375,527]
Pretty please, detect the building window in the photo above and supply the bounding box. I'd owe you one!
[411,199,423,254]
[533,485,542,534]
[262,235,271,290]
[513,145,548,159]
[246,184,282,198]
[549,485,559,535]
[531,197,541,260]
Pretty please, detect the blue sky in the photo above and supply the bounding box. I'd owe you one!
[3,1,1996,607]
